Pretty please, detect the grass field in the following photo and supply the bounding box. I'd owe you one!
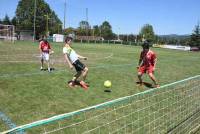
[0,41,200,132]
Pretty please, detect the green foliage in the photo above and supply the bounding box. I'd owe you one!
[63,27,75,35]
[100,21,115,40]
[2,15,11,25]
[79,21,90,30]
[189,23,200,47]
[93,25,100,36]
[1,41,200,133]
[139,24,155,43]
[15,0,62,38]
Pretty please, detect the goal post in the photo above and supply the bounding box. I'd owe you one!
[0,24,15,43]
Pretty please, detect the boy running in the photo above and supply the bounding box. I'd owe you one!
[63,36,89,89]
[137,41,159,88]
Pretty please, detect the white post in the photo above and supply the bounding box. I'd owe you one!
[33,0,36,41]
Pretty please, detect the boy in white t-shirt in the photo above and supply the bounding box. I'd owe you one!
[63,36,89,89]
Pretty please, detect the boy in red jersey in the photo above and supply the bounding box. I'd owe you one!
[137,41,159,88]
[39,35,53,72]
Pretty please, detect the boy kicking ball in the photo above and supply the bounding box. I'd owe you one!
[63,36,89,89]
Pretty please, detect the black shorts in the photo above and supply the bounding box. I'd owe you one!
[73,60,86,72]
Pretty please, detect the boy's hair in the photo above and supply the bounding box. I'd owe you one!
[142,41,150,49]
[65,36,73,43]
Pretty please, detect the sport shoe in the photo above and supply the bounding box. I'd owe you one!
[48,68,51,72]
[40,67,43,71]
[80,81,88,90]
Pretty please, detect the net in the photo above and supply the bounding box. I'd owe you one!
[2,75,200,134]
[0,24,15,42]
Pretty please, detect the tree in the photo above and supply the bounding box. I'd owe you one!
[139,24,155,43]
[79,21,90,30]
[100,21,114,40]
[189,23,200,47]
[11,17,17,26]
[15,0,62,38]
[63,27,75,35]
[93,25,100,36]
[2,15,11,25]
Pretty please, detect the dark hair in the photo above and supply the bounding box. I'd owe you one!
[142,41,150,49]
[65,36,73,43]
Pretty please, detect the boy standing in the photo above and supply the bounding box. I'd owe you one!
[39,36,53,72]
[137,41,159,88]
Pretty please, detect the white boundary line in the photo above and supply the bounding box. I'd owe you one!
[0,63,133,78]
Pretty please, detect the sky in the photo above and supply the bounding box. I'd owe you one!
[0,0,200,35]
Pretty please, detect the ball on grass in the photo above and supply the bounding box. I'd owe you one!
[104,80,112,88]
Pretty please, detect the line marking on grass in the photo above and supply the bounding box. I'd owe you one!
[0,111,25,134]
[0,111,16,129]
[0,63,133,78]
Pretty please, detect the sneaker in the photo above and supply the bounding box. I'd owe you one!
[80,81,88,90]
[40,67,43,71]
[48,68,51,72]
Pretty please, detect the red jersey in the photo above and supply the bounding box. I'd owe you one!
[140,50,156,67]
[39,41,51,53]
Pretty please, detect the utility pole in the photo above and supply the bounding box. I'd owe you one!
[86,8,88,37]
[44,13,49,36]
[33,0,36,41]
[64,0,66,30]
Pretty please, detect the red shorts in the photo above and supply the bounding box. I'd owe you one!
[138,65,154,74]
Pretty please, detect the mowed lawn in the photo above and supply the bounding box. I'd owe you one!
[0,41,200,131]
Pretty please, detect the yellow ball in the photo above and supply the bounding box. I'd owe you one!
[104,80,112,88]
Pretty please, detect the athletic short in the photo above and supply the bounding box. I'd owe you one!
[41,52,49,61]
[138,65,154,74]
[73,60,86,72]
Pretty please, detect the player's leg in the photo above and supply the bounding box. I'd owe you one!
[73,71,88,89]
[40,53,44,70]
[148,67,159,87]
[44,53,51,72]
[137,72,143,84]
[72,71,82,81]
[82,67,88,81]
[137,66,145,85]
[73,60,88,89]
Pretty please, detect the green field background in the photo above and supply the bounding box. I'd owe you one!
[0,41,200,132]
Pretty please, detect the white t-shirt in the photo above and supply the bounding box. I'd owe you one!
[63,46,78,63]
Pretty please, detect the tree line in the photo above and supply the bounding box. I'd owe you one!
[0,0,200,47]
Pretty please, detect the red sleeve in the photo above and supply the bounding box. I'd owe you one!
[151,52,157,65]
[152,52,156,59]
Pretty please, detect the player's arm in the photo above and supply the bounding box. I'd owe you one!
[138,58,143,66]
[137,52,143,68]
[64,54,73,69]
[152,54,157,70]
[77,54,87,60]
[48,43,54,54]
[39,42,43,55]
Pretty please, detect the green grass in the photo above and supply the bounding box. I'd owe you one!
[0,41,200,132]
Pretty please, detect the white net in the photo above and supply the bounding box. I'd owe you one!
[2,75,200,134]
[0,24,15,42]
